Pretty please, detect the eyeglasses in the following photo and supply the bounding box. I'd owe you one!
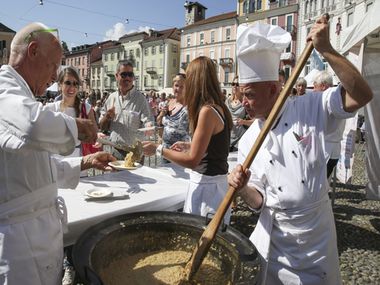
[24,28,59,43]
[232,82,239,87]
[63,80,79,88]
[119,71,134,79]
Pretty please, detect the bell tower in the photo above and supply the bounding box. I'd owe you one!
[184,1,207,26]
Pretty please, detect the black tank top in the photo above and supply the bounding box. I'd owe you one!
[193,106,230,176]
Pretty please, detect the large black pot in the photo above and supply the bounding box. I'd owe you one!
[72,211,260,284]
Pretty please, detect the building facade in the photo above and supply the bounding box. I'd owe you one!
[102,43,123,92]
[0,23,16,66]
[181,2,238,94]
[141,28,181,91]
[297,0,375,77]
[237,0,299,80]
[64,44,93,93]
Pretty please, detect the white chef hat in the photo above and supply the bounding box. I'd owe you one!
[237,23,291,84]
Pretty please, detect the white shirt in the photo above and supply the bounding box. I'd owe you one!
[238,86,353,285]
[0,65,82,284]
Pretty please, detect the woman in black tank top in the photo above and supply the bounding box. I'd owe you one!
[142,56,234,222]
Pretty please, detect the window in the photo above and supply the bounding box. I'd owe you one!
[136,48,140,57]
[257,0,262,10]
[224,69,230,83]
[286,14,293,32]
[279,0,286,7]
[160,58,163,68]
[136,61,139,71]
[124,50,127,59]
[158,76,163,87]
[135,76,139,89]
[144,76,148,86]
[187,36,191,47]
[152,46,156,55]
[347,12,354,27]
[144,48,148,56]
[210,31,215,43]
[243,0,248,14]
[172,44,178,53]
[249,0,255,13]
[271,17,278,26]
[225,49,230,58]
[200,33,204,45]
[173,58,177,68]
[111,53,114,60]
[129,49,134,56]
[209,50,215,59]
[78,57,81,65]
[152,60,155,67]
[186,54,190,63]
[159,44,164,53]
[226,28,231,40]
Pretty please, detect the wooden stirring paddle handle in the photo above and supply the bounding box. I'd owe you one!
[183,13,330,281]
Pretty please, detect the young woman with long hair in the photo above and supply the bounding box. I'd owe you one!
[143,56,233,222]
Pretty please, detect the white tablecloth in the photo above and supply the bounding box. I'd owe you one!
[60,164,190,246]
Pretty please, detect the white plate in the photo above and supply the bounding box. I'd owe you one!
[85,189,112,198]
[108,160,139,170]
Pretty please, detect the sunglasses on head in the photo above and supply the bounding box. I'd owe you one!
[63,80,79,88]
[119,71,134,79]
[232,82,239,87]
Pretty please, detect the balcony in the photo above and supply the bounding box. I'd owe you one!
[280,52,295,62]
[219,58,233,66]
[146,67,157,74]
[106,69,115,77]
[181,62,189,70]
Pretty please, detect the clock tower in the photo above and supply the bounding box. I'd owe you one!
[184,1,207,26]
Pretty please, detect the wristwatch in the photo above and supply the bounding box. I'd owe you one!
[156,144,164,156]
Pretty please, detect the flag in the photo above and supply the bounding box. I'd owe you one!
[310,48,325,70]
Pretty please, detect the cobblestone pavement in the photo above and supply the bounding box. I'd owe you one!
[230,142,380,285]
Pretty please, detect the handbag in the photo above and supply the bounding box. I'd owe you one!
[80,102,101,155]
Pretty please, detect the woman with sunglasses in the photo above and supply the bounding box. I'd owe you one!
[45,66,98,157]
[226,76,254,152]
[143,57,233,223]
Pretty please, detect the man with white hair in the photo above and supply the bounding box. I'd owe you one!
[228,16,372,284]
[0,23,115,284]
[314,70,344,177]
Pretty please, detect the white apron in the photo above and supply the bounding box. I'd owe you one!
[0,185,67,285]
[184,170,231,224]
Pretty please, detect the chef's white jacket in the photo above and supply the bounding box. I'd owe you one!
[0,65,81,284]
[238,86,354,285]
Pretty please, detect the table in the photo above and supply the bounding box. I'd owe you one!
[60,164,190,246]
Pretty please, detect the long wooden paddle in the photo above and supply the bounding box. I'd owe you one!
[182,15,329,281]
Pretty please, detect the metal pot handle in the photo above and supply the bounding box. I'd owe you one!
[84,266,104,285]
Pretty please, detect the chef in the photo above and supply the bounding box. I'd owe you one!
[0,22,115,284]
[228,16,373,284]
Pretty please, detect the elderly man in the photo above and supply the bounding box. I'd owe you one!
[0,23,115,284]
[229,16,372,284]
[99,60,154,159]
[314,70,345,177]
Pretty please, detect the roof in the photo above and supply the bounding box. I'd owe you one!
[183,11,237,30]
[142,28,180,43]
[119,31,149,41]
[0,23,16,33]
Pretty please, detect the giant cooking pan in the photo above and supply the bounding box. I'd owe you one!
[72,211,260,284]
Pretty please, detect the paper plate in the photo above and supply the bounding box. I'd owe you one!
[85,189,112,198]
[108,160,138,170]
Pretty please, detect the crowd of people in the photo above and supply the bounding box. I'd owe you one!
[0,15,373,285]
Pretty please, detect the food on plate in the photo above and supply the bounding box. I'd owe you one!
[124,152,134,167]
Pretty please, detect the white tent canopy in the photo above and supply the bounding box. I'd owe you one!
[46,82,58,92]
[341,0,380,200]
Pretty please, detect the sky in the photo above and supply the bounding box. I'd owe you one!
[1,0,237,49]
